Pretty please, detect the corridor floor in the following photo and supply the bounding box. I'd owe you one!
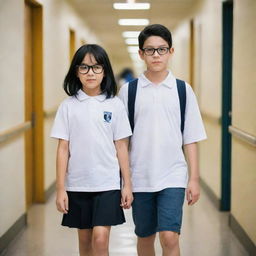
[2,189,248,256]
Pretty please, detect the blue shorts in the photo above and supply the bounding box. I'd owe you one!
[132,188,185,237]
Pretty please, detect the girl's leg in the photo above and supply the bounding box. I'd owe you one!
[137,234,156,256]
[77,229,93,256]
[92,226,111,256]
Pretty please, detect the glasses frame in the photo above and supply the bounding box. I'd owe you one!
[77,64,104,74]
[142,47,170,56]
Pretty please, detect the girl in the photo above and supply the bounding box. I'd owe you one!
[51,44,133,256]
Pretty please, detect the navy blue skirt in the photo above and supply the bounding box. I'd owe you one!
[62,190,125,229]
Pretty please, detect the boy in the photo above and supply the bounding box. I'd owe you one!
[118,24,207,256]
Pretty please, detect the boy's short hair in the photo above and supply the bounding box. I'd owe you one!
[138,24,173,50]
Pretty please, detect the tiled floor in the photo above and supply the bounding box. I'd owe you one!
[2,189,248,256]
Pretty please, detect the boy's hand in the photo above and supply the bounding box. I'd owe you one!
[121,185,133,209]
[186,180,200,206]
[56,189,69,214]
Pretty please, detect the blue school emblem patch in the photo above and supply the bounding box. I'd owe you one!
[104,111,112,123]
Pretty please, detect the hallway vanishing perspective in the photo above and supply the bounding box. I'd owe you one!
[0,0,255,255]
[2,190,248,256]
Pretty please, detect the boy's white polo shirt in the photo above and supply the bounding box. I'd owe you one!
[51,89,132,192]
[118,71,207,192]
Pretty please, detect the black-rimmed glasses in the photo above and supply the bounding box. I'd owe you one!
[142,47,170,56]
[77,64,104,74]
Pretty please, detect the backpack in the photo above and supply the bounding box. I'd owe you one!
[128,78,186,134]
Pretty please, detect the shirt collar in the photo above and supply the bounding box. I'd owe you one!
[139,70,176,89]
[76,89,106,102]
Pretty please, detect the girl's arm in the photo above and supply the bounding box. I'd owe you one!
[114,138,133,209]
[183,142,200,206]
[56,139,69,214]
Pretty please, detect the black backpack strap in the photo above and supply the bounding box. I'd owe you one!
[128,79,138,132]
[176,79,186,134]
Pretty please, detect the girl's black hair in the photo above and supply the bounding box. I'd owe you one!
[138,24,173,50]
[64,44,117,98]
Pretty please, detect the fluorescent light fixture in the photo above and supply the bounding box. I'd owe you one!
[113,3,150,10]
[118,19,149,26]
[125,38,138,45]
[127,46,139,53]
[122,31,140,38]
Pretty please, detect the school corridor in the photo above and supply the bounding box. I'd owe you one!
[0,0,255,255]
[0,190,249,256]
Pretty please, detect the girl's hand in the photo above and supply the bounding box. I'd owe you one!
[186,179,200,206]
[121,185,133,209]
[56,189,69,214]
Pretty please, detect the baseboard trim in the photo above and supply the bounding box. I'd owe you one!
[45,181,55,201]
[0,213,27,255]
[229,214,256,255]
[200,177,220,210]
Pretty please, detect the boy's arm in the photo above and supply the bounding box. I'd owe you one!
[114,138,133,209]
[184,142,200,206]
[56,139,69,213]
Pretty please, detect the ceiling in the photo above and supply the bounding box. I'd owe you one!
[67,0,204,73]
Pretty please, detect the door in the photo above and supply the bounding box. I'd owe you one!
[221,0,233,211]
[24,0,44,208]
[24,2,34,208]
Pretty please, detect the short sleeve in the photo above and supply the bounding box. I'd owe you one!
[183,84,207,145]
[118,83,129,113]
[50,101,69,141]
[113,99,132,141]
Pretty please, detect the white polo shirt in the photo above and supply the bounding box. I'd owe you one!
[118,71,207,192]
[51,89,132,192]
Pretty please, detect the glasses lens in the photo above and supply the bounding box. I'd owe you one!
[157,47,169,55]
[144,48,155,56]
[78,65,89,74]
[92,65,103,74]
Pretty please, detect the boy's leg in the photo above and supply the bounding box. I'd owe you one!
[92,226,111,256]
[77,228,93,256]
[159,231,180,256]
[132,192,157,256]
[157,188,185,256]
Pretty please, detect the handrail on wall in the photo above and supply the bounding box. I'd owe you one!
[0,107,57,144]
[0,122,31,144]
[229,126,256,147]
[2,112,255,147]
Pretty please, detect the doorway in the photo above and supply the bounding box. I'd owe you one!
[24,0,44,208]
[221,0,233,211]
[69,29,76,62]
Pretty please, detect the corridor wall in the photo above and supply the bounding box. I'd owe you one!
[172,0,256,252]
[0,0,26,242]
[231,0,256,249]
[0,0,99,252]
[172,0,222,201]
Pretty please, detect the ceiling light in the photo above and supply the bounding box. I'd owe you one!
[118,19,149,26]
[122,31,140,38]
[125,38,138,45]
[113,3,150,10]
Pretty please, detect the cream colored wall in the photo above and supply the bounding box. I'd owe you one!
[42,0,100,190]
[0,0,99,237]
[171,22,190,82]
[193,0,222,199]
[0,0,26,237]
[231,0,256,244]
[171,0,222,199]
